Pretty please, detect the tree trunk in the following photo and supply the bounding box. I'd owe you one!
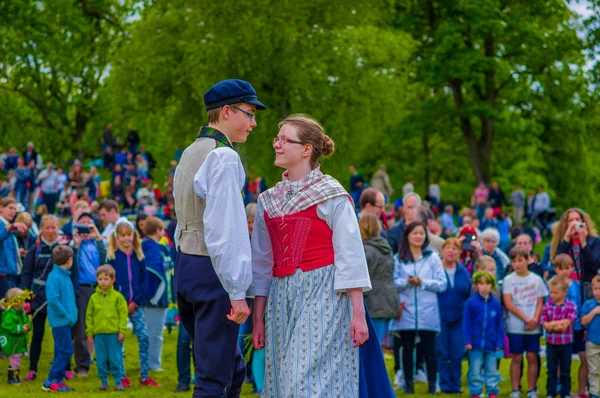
[422,128,431,192]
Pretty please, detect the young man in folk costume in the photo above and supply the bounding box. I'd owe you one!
[250,115,394,397]
[174,79,266,398]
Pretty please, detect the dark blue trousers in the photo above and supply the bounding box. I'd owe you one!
[177,322,194,386]
[176,252,245,398]
[437,319,465,393]
[359,306,395,398]
[48,326,73,383]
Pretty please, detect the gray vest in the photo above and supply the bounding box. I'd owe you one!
[174,137,219,256]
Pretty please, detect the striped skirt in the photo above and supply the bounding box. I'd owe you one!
[263,266,359,398]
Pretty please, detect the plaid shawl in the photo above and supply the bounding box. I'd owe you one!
[260,168,350,218]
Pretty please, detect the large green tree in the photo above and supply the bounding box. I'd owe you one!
[105,0,417,184]
[0,0,136,162]
[393,0,587,183]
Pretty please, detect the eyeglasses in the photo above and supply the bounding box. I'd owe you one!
[231,106,256,121]
[272,136,305,146]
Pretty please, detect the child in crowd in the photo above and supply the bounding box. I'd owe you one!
[474,255,502,299]
[107,220,160,387]
[464,271,504,398]
[86,264,128,391]
[503,246,548,398]
[42,245,78,392]
[541,276,577,398]
[141,216,173,372]
[0,288,32,384]
[581,275,600,398]
[553,253,588,397]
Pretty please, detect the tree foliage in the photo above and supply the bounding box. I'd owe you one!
[2,0,600,219]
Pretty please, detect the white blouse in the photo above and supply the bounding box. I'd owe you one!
[248,195,372,297]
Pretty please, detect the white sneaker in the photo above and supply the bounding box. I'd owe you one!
[393,370,405,389]
[527,391,538,398]
[415,369,428,383]
[510,391,521,398]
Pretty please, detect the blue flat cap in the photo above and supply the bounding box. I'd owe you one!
[204,79,266,111]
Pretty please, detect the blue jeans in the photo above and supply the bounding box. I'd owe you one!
[546,343,572,398]
[468,350,499,395]
[48,326,73,383]
[120,308,149,379]
[371,318,390,345]
[143,306,167,370]
[177,322,194,386]
[94,334,122,385]
[437,320,464,393]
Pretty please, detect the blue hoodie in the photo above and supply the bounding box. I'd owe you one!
[109,249,147,308]
[141,238,173,308]
[463,292,504,351]
[0,218,20,276]
[438,265,472,324]
[45,264,78,328]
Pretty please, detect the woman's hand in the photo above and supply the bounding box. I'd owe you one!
[350,311,369,348]
[565,221,578,242]
[578,223,589,246]
[253,320,265,351]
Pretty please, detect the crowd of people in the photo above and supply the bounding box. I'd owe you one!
[350,166,600,398]
[1,78,600,398]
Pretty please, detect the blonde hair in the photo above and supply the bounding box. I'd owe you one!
[107,221,144,260]
[15,212,32,228]
[278,114,334,168]
[40,214,59,229]
[475,255,496,272]
[359,212,381,240]
[143,216,165,237]
[5,287,23,301]
[548,275,569,292]
[442,238,461,251]
[551,208,597,259]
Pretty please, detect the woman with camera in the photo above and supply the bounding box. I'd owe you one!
[550,208,600,299]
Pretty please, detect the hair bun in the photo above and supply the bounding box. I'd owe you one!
[322,135,335,157]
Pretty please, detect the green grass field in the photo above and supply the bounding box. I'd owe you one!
[0,323,585,397]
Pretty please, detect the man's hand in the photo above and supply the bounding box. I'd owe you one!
[227,300,251,324]
[72,230,82,248]
[19,248,28,258]
[12,222,28,234]
[87,335,94,343]
[465,344,473,350]
[118,333,125,342]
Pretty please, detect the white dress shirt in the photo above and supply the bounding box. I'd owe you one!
[248,195,372,297]
[193,147,252,301]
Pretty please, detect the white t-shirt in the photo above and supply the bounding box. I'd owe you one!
[503,272,548,334]
[445,267,456,288]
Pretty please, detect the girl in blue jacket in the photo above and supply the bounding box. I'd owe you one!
[107,220,160,387]
[463,271,504,398]
[437,238,472,394]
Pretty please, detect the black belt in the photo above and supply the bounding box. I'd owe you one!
[80,283,96,288]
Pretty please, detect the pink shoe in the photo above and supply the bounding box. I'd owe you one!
[121,377,132,388]
[140,377,161,387]
[65,371,74,380]
[25,371,37,381]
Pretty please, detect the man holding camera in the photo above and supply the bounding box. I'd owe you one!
[71,212,106,377]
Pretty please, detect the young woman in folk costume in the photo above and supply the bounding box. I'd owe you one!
[250,115,394,397]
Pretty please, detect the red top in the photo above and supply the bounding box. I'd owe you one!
[264,204,334,278]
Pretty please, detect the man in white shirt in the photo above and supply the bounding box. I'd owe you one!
[98,199,127,240]
[174,79,266,397]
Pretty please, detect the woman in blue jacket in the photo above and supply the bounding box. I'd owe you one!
[437,238,472,394]
[390,222,447,394]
